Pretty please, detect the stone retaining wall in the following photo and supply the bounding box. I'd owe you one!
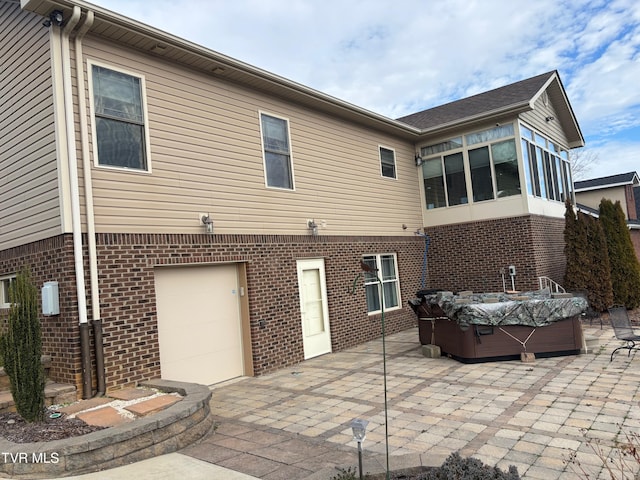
[0,380,213,479]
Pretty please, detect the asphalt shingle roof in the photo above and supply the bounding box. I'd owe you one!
[574,172,640,191]
[397,71,555,130]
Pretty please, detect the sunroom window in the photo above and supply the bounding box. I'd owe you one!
[420,124,519,209]
[520,123,573,202]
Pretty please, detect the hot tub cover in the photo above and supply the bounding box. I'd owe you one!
[422,290,588,328]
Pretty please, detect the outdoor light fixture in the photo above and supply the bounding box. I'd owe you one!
[414,154,423,166]
[351,418,369,480]
[545,115,555,122]
[43,9,64,27]
[201,214,214,234]
[307,219,318,236]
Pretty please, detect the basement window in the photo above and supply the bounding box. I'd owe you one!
[362,254,401,314]
[0,275,16,309]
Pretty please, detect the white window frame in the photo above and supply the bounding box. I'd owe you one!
[379,145,397,179]
[87,60,152,173]
[0,275,16,309]
[362,253,401,315]
[259,111,295,191]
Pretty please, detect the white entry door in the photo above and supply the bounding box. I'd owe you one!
[297,259,332,359]
[154,264,243,385]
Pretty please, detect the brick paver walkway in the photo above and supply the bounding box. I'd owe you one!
[182,325,640,479]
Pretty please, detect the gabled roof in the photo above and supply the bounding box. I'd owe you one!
[397,71,584,148]
[574,172,640,192]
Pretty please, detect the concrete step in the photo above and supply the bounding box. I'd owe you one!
[0,355,52,392]
[0,380,77,413]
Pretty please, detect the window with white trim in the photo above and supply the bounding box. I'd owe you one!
[520,123,573,203]
[379,146,396,179]
[91,64,149,171]
[362,254,401,314]
[260,113,294,190]
[420,124,520,209]
[0,275,16,309]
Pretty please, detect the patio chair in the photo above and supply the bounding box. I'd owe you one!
[609,305,640,361]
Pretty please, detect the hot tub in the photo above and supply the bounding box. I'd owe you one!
[409,290,587,363]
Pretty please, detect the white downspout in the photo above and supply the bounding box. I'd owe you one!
[59,6,94,398]
[74,10,106,396]
[74,11,97,323]
[60,7,85,324]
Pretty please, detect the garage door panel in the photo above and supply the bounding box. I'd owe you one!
[154,264,244,385]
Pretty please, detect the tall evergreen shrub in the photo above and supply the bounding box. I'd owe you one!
[599,199,640,309]
[563,201,587,290]
[563,201,613,311]
[0,267,45,422]
[584,213,613,311]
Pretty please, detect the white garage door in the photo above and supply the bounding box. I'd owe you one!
[154,264,244,385]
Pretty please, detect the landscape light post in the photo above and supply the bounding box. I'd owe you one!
[351,418,369,480]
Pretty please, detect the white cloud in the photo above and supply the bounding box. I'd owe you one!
[90,0,640,176]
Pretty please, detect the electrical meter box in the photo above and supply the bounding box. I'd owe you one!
[42,281,60,316]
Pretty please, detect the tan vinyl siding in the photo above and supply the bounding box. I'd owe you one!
[576,187,628,215]
[81,37,423,236]
[0,3,60,250]
[520,92,569,148]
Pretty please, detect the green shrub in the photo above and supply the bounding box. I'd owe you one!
[599,199,640,309]
[563,201,613,311]
[0,267,45,422]
[418,452,520,480]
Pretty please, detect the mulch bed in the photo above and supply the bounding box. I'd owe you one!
[0,411,105,443]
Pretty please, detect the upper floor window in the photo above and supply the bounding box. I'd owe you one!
[379,146,396,179]
[91,64,150,171]
[0,275,16,309]
[420,124,519,209]
[260,113,294,190]
[520,123,573,203]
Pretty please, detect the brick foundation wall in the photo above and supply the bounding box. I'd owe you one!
[1,220,569,393]
[0,236,81,387]
[2,234,425,392]
[424,215,566,293]
[96,233,424,390]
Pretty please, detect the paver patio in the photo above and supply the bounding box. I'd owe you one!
[182,325,640,479]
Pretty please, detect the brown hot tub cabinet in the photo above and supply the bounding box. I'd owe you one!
[418,316,583,363]
[410,291,586,363]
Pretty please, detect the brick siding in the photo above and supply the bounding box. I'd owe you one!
[631,230,640,262]
[0,236,82,387]
[2,234,425,393]
[0,219,567,393]
[424,215,566,293]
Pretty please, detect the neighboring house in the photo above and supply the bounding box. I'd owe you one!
[574,172,640,260]
[0,0,583,396]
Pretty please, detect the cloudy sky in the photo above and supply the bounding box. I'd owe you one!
[90,0,639,179]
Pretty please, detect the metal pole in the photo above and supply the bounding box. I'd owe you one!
[357,441,363,480]
[378,273,390,480]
